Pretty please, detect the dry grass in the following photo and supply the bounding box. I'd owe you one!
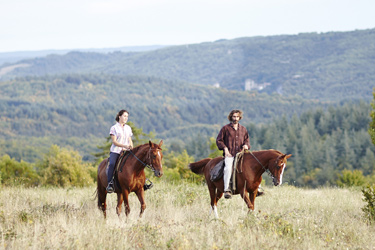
[1,182,374,249]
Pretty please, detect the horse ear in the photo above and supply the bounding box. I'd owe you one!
[149,140,152,147]
[285,154,292,159]
[158,140,163,148]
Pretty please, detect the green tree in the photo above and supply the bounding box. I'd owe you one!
[369,88,375,146]
[163,150,203,183]
[208,137,222,158]
[0,155,39,186]
[337,170,366,188]
[37,145,95,187]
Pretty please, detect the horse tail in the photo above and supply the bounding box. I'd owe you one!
[189,158,211,175]
[96,160,105,210]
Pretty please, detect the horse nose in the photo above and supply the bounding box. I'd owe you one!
[154,170,163,177]
[273,179,280,186]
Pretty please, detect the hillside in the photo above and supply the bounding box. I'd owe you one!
[1,29,374,103]
[0,74,323,140]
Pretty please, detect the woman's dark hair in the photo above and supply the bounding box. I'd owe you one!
[227,109,243,122]
[116,109,129,122]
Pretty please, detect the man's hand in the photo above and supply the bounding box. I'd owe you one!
[224,147,232,157]
[243,145,249,150]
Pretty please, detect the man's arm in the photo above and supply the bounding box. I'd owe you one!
[216,127,226,150]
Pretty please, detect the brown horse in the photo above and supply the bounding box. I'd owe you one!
[97,140,163,218]
[189,150,291,218]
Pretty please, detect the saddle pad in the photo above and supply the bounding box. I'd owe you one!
[210,159,224,182]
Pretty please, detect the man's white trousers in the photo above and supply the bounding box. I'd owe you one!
[224,157,234,192]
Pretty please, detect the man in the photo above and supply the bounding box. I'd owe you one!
[216,109,250,199]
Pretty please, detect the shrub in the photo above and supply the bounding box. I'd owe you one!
[336,169,366,187]
[163,150,204,183]
[36,145,95,187]
[0,155,39,186]
[362,184,375,224]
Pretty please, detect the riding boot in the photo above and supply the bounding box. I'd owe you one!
[224,157,234,199]
[106,180,114,193]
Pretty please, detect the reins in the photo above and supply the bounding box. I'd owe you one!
[248,151,276,181]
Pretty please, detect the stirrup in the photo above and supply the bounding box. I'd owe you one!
[143,178,153,191]
[224,190,232,199]
[257,187,264,197]
[106,181,114,193]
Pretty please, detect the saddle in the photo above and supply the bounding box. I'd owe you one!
[210,151,246,192]
[106,151,153,191]
[210,158,224,182]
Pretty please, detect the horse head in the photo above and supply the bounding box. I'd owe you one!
[148,140,164,177]
[268,153,292,186]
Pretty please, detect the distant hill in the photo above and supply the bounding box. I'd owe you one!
[0,45,169,65]
[1,29,374,103]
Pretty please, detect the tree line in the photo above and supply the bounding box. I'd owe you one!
[1,99,374,188]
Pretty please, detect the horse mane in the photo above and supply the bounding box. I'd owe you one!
[131,143,147,154]
[131,141,162,154]
[250,149,283,157]
[252,149,283,156]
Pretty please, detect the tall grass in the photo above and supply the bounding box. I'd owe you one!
[1,182,374,249]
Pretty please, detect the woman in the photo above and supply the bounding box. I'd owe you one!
[106,109,133,193]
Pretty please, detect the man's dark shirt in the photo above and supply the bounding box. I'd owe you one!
[216,123,250,157]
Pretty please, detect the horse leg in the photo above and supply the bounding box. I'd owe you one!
[135,189,146,218]
[248,191,257,212]
[209,186,219,218]
[116,193,124,217]
[97,185,108,218]
[240,189,255,212]
[122,190,131,217]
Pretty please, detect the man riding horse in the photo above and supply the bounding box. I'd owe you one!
[216,109,263,198]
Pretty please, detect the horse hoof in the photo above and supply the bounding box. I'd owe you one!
[256,191,264,197]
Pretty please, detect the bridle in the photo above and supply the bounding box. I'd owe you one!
[128,146,162,172]
[248,151,277,182]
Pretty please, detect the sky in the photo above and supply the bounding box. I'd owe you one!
[1,0,375,53]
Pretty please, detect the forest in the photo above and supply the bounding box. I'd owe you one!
[1,99,374,188]
[0,28,374,188]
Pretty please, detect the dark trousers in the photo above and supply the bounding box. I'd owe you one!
[107,152,120,184]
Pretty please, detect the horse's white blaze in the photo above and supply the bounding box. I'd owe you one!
[279,163,286,185]
[158,151,162,167]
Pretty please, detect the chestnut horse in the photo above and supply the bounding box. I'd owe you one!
[189,150,291,218]
[97,140,163,218]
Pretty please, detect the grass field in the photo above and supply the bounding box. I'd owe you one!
[1,182,374,249]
